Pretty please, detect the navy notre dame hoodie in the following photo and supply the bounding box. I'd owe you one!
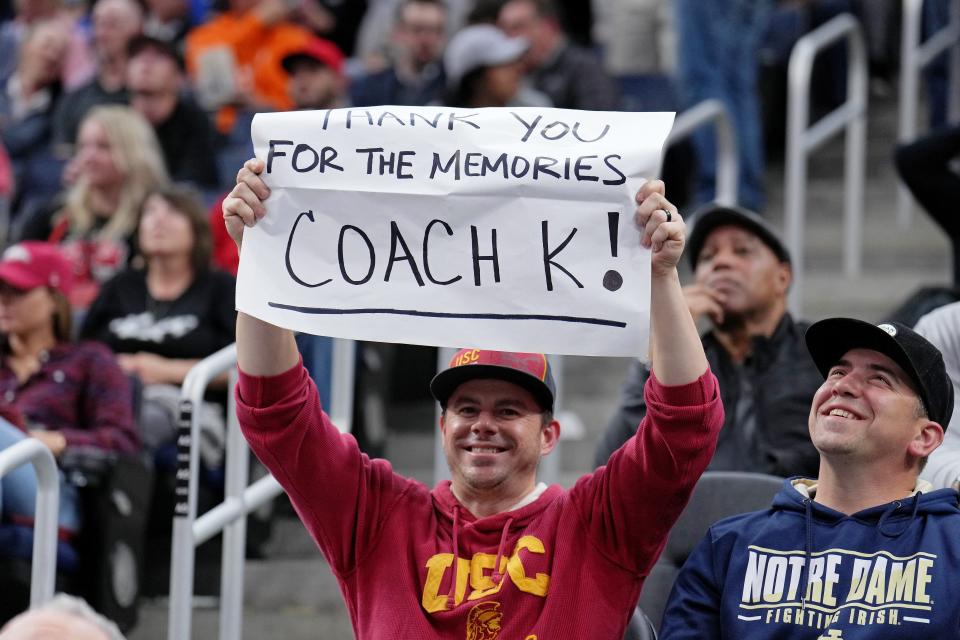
[660,478,960,639]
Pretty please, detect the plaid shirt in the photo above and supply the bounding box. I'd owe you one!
[0,341,138,453]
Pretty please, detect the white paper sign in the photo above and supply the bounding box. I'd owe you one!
[237,106,674,357]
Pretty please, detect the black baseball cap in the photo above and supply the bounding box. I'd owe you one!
[430,349,556,411]
[805,318,954,429]
[687,203,791,269]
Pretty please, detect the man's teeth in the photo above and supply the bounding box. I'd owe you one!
[829,409,856,419]
[471,447,500,453]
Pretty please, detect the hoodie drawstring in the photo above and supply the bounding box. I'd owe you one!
[491,517,514,585]
[446,506,461,610]
[878,492,922,537]
[801,498,814,611]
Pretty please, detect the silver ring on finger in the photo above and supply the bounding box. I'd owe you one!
[665,210,672,223]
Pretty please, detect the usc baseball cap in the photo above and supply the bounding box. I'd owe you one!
[805,318,954,430]
[0,242,73,296]
[430,349,556,411]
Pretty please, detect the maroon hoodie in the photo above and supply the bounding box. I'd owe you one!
[236,361,723,639]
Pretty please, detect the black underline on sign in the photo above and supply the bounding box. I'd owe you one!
[267,302,627,328]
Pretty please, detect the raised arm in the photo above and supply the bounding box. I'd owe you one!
[635,180,708,384]
[222,158,300,377]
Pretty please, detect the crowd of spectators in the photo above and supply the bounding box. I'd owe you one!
[0,0,958,634]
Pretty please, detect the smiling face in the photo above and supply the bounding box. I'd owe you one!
[441,378,558,502]
[809,348,941,470]
[694,225,791,325]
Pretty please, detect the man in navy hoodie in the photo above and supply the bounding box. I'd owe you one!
[660,317,960,638]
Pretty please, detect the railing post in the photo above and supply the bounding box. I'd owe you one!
[0,439,59,607]
[168,339,355,639]
[897,0,960,227]
[168,346,233,640]
[785,14,867,313]
[665,99,740,207]
[218,367,246,640]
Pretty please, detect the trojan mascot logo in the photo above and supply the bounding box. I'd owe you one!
[466,601,502,640]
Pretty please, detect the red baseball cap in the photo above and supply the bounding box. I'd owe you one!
[430,349,556,411]
[281,38,345,76]
[0,242,73,295]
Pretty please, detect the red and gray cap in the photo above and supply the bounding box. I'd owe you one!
[0,242,73,295]
[281,37,345,75]
[805,318,954,430]
[430,349,556,411]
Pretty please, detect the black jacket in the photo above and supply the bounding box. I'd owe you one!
[595,314,822,477]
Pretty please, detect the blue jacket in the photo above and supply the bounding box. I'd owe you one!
[660,478,960,638]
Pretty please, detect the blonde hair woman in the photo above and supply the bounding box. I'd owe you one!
[17,105,169,309]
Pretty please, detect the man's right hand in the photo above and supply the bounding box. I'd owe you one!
[223,158,270,250]
[683,284,726,325]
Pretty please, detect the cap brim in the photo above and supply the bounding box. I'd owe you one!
[688,206,790,268]
[430,364,553,411]
[281,53,318,74]
[487,38,529,67]
[0,263,40,291]
[805,318,924,391]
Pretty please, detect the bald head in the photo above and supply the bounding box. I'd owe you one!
[0,596,124,640]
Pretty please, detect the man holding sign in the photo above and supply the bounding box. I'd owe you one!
[224,155,723,638]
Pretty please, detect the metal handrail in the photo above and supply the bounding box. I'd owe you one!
[167,338,355,640]
[665,99,740,206]
[897,0,960,226]
[0,438,59,607]
[785,13,868,313]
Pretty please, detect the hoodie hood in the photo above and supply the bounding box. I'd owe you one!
[770,477,960,611]
[773,477,960,524]
[429,481,564,611]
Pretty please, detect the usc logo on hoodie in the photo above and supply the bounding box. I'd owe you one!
[466,602,502,640]
[421,535,551,613]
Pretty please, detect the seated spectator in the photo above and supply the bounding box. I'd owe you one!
[51,0,143,151]
[0,242,137,540]
[184,0,313,134]
[914,301,960,488]
[0,593,125,640]
[497,0,619,111]
[895,124,960,286]
[0,0,95,92]
[0,18,71,221]
[16,105,169,311]
[81,185,235,457]
[596,205,822,478]
[351,0,447,108]
[281,37,348,110]
[125,36,219,190]
[659,318,957,638]
[443,24,535,108]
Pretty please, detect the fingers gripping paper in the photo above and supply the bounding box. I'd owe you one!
[238,107,674,357]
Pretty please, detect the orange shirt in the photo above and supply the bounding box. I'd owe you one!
[186,11,312,131]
